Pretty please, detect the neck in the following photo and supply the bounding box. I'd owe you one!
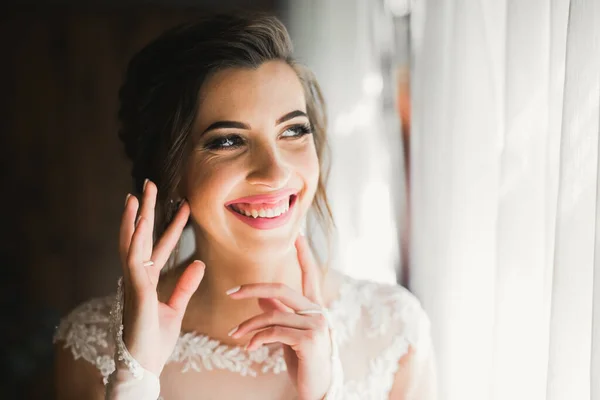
[177,228,305,345]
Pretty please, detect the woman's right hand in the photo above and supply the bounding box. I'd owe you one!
[118,179,205,377]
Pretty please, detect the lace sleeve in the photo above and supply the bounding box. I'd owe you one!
[53,296,117,384]
[331,277,437,399]
[402,299,437,400]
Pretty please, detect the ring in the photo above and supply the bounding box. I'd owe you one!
[296,309,324,315]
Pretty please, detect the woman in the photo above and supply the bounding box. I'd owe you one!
[54,13,436,400]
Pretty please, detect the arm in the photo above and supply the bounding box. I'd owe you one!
[54,343,105,400]
[389,341,438,400]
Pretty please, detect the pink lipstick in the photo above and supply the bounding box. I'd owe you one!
[225,189,298,230]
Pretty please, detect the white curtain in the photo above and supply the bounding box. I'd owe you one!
[410,1,600,400]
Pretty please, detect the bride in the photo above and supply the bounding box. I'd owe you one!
[53,12,437,400]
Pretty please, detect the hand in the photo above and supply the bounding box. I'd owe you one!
[118,180,205,376]
[226,235,332,400]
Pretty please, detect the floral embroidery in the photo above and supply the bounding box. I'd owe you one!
[168,332,286,377]
[53,275,428,399]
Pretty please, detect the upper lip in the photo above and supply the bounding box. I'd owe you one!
[225,188,298,206]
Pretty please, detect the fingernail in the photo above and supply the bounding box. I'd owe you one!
[227,326,238,337]
[135,215,142,227]
[143,261,154,267]
[194,260,206,272]
[125,193,131,207]
[299,228,305,236]
[226,286,241,295]
[143,179,149,191]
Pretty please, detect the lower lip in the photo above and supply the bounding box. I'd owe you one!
[226,196,297,230]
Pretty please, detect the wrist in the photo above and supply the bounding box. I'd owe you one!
[106,366,161,400]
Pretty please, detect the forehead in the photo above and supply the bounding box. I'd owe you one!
[196,61,307,128]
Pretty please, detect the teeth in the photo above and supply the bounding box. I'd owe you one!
[233,199,291,219]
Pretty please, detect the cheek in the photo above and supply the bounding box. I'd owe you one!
[184,156,239,215]
[295,142,320,196]
[306,153,320,191]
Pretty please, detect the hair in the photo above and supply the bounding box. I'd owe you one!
[117,12,334,266]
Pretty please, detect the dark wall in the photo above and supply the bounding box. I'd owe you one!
[0,2,277,398]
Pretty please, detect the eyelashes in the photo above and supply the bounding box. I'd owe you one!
[203,123,313,151]
[281,123,312,139]
[204,135,244,151]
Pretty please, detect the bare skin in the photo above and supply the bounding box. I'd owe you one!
[116,61,333,399]
[54,61,415,400]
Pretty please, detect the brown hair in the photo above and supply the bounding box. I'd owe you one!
[118,12,334,264]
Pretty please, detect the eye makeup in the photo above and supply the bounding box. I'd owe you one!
[202,123,313,151]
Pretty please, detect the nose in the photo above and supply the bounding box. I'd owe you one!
[246,143,291,189]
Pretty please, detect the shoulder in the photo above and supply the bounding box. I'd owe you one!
[53,295,116,384]
[328,273,431,352]
[329,274,436,397]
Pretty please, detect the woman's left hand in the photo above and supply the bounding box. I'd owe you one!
[227,234,332,400]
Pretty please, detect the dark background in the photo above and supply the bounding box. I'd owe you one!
[1,1,278,398]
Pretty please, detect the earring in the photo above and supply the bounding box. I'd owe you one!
[169,198,185,211]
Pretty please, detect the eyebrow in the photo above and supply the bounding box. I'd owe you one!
[277,110,308,124]
[202,121,249,134]
[201,110,308,135]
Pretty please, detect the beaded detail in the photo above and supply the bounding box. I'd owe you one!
[109,277,145,380]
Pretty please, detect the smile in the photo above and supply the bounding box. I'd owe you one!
[225,190,299,230]
[230,196,291,219]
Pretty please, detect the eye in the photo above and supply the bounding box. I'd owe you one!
[205,135,245,150]
[281,124,313,139]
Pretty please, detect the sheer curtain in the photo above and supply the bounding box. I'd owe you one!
[409,1,600,399]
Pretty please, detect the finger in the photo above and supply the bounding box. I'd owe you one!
[119,194,139,268]
[245,326,310,352]
[295,234,323,304]
[150,201,191,270]
[258,298,294,313]
[230,311,318,339]
[138,179,157,258]
[167,260,205,314]
[126,217,152,291]
[228,283,317,311]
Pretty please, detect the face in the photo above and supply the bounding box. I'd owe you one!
[183,60,320,257]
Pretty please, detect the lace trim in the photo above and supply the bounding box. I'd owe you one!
[342,336,411,400]
[109,277,146,380]
[53,296,116,384]
[54,275,428,395]
[326,279,362,346]
[171,333,287,377]
[351,279,428,345]
[323,315,344,400]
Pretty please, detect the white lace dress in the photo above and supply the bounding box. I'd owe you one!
[54,274,437,399]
